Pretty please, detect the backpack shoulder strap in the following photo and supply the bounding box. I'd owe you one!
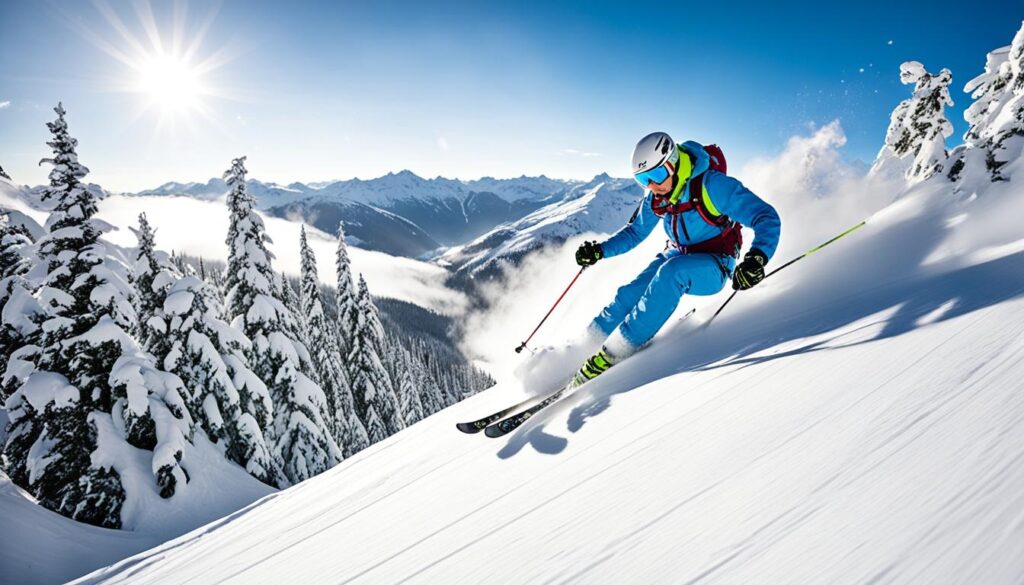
[688,172,732,228]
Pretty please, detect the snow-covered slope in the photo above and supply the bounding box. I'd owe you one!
[0,438,276,585]
[0,472,163,585]
[73,152,1024,584]
[0,433,275,585]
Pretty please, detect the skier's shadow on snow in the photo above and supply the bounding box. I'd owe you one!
[496,422,569,458]
[517,201,1024,443]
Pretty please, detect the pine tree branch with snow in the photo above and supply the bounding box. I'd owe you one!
[871,62,954,184]
[953,21,1024,183]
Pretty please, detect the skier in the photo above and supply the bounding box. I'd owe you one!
[571,131,781,384]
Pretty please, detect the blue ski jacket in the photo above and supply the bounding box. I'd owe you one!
[600,141,781,261]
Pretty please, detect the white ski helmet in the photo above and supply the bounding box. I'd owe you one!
[632,132,679,175]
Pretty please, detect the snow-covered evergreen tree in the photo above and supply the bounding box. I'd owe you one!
[299,226,367,457]
[953,21,1024,182]
[278,273,310,360]
[130,213,177,359]
[0,212,36,402]
[871,61,954,183]
[221,156,340,485]
[339,397,370,455]
[162,274,280,485]
[413,344,446,417]
[347,275,404,441]
[334,223,359,355]
[394,345,425,426]
[3,104,192,527]
[0,213,32,283]
[362,404,387,445]
[131,216,280,486]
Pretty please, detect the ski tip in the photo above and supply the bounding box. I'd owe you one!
[456,422,484,434]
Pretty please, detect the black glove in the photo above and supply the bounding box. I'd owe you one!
[575,241,603,266]
[732,249,767,290]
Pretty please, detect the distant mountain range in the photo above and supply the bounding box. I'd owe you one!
[129,172,643,265]
[440,173,643,283]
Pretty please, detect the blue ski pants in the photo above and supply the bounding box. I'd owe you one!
[591,251,734,349]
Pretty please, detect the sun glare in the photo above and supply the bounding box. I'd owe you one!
[137,53,203,112]
[65,0,237,133]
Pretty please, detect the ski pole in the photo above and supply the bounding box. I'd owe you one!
[515,266,587,353]
[705,220,868,327]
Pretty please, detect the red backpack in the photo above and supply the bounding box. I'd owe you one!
[704,144,727,174]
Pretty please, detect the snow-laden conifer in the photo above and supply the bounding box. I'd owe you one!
[132,215,280,486]
[279,273,311,363]
[362,403,387,445]
[954,22,1024,182]
[395,345,425,426]
[347,275,404,440]
[0,212,35,323]
[130,213,176,359]
[0,212,36,402]
[0,212,33,283]
[405,339,445,417]
[163,274,280,485]
[299,226,367,456]
[3,104,192,527]
[221,157,340,485]
[871,62,954,183]
[334,223,358,355]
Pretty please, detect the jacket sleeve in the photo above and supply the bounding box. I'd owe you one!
[599,192,660,259]
[704,172,781,261]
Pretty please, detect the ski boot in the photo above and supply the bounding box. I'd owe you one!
[571,348,616,387]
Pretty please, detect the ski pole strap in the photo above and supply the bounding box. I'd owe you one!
[515,266,587,353]
[705,220,868,328]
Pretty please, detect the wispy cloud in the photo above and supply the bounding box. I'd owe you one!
[437,136,450,151]
[561,148,601,158]
[0,101,11,109]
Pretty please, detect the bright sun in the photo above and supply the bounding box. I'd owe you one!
[69,0,234,129]
[137,53,204,112]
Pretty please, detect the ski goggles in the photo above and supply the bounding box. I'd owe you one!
[633,162,672,187]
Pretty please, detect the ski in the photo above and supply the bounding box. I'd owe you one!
[455,394,541,434]
[484,379,581,438]
[475,307,695,438]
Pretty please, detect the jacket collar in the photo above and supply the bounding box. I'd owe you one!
[668,142,709,204]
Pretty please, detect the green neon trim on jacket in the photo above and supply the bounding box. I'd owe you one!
[701,184,721,217]
[668,146,692,205]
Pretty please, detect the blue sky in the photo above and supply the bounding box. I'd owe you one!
[0,0,1020,191]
